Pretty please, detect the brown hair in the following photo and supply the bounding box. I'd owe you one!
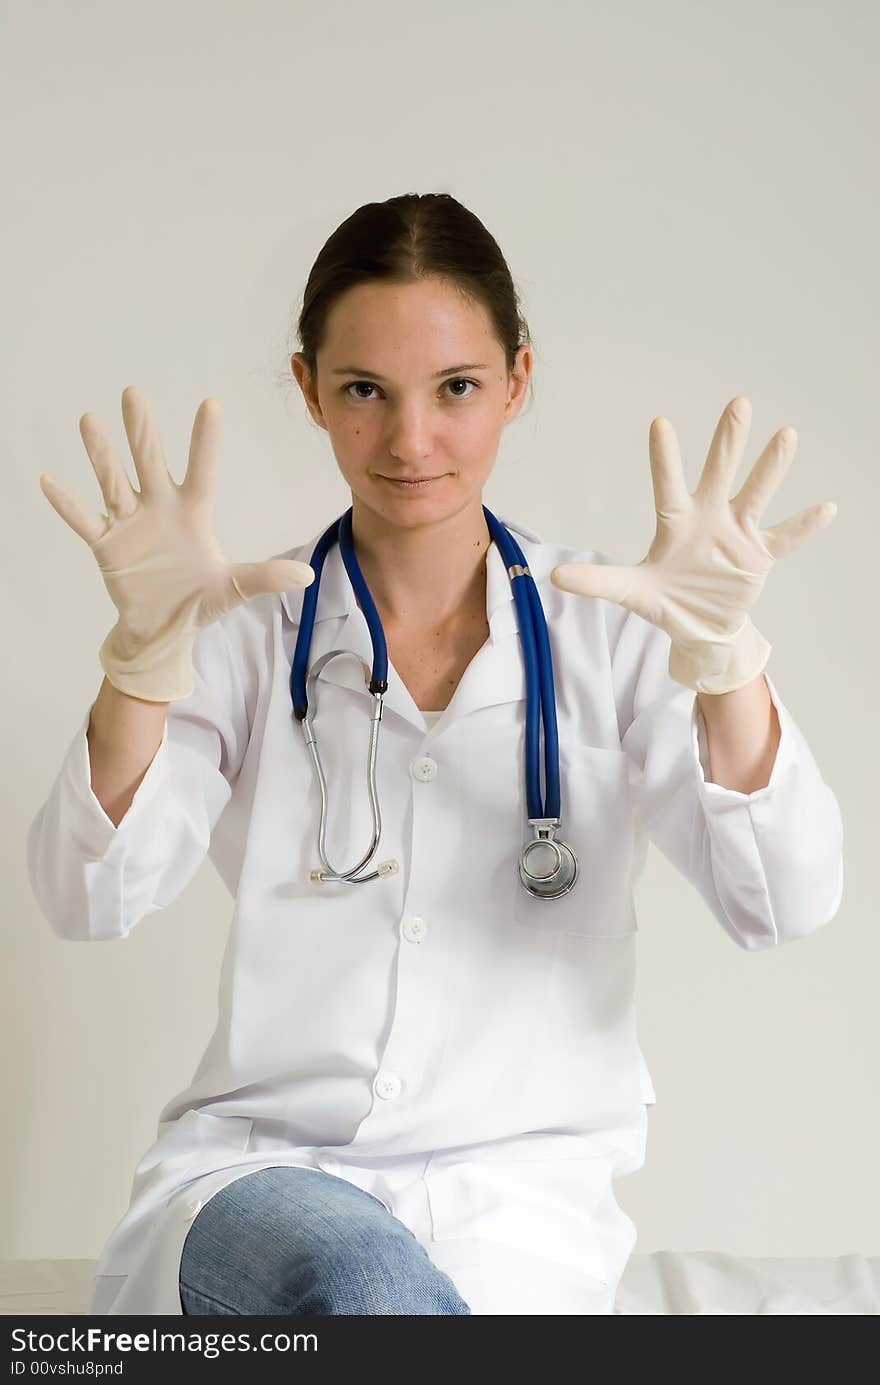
[286,192,535,414]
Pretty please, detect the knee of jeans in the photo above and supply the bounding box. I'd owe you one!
[297,1262,471,1316]
[297,1220,418,1281]
[290,1232,470,1315]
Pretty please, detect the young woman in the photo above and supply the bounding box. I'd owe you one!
[28,192,843,1316]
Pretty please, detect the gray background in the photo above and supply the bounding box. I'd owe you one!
[4,0,875,1259]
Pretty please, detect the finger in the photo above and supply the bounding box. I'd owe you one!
[731,426,797,526]
[78,411,139,520]
[761,501,838,561]
[229,559,316,602]
[550,561,639,607]
[181,397,223,506]
[120,385,174,496]
[694,396,752,502]
[39,472,109,546]
[648,417,691,516]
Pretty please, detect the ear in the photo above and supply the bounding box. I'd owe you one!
[503,344,532,424]
[291,353,328,432]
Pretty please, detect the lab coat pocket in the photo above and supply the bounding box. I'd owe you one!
[512,744,637,937]
[131,1108,255,1204]
[90,1111,256,1283]
[423,1141,611,1286]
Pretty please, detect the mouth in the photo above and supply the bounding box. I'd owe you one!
[379,475,447,490]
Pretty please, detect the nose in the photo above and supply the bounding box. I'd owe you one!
[385,404,434,460]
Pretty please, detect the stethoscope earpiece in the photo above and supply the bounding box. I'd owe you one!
[309,859,399,884]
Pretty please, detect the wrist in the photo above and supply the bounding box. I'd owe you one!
[99,624,195,703]
[667,618,772,695]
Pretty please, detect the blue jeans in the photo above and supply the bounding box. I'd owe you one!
[178,1164,472,1315]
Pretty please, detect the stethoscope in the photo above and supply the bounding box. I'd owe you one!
[290,505,579,901]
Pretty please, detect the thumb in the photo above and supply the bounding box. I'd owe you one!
[550,561,638,606]
[230,559,315,602]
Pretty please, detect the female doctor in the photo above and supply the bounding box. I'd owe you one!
[29,192,844,1317]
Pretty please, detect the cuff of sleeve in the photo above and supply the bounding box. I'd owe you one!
[691,672,793,804]
[65,705,170,859]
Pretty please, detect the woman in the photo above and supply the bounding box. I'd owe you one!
[27,192,843,1316]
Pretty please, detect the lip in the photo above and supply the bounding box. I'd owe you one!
[379,475,446,489]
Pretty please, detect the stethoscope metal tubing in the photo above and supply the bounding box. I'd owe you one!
[301,648,387,883]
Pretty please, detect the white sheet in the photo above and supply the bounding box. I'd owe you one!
[1,1253,877,1315]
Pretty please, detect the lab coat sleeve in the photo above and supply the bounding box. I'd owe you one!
[610,605,844,950]
[26,614,248,942]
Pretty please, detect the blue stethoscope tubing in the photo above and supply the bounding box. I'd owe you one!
[290,505,578,898]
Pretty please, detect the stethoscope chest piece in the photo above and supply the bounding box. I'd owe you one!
[519,820,579,900]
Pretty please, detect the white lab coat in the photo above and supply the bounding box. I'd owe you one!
[26,516,844,1317]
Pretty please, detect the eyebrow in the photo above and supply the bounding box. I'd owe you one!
[330,362,490,381]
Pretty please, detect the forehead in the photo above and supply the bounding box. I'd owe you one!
[321,278,497,355]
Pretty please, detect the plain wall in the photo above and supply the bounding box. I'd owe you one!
[4,0,876,1259]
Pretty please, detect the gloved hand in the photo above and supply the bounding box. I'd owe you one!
[40,385,315,702]
[550,397,838,694]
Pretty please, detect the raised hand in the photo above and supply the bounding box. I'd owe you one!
[40,386,314,702]
[549,397,838,694]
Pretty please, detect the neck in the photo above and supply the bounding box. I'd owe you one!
[350,497,491,629]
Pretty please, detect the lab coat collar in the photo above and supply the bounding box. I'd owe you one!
[276,515,561,731]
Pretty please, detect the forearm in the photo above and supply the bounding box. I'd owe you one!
[695,672,781,793]
[86,676,170,827]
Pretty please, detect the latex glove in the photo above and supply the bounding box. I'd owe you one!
[550,397,838,694]
[40,386,315,702]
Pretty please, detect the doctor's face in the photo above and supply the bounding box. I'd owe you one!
[291,277,531,531]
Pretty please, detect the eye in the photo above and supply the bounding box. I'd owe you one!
[343,378,479,401]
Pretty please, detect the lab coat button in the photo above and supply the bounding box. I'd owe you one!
[373,1071,402,1100]
[401,915,428,943]
[410,756,438,782]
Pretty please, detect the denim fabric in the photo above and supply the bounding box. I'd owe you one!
[179,1164,471,1315]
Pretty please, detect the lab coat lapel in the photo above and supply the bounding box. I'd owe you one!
[439,540,525,723]
[279,519,551,731]
[280,538,402,714]
[303,604,392,708]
